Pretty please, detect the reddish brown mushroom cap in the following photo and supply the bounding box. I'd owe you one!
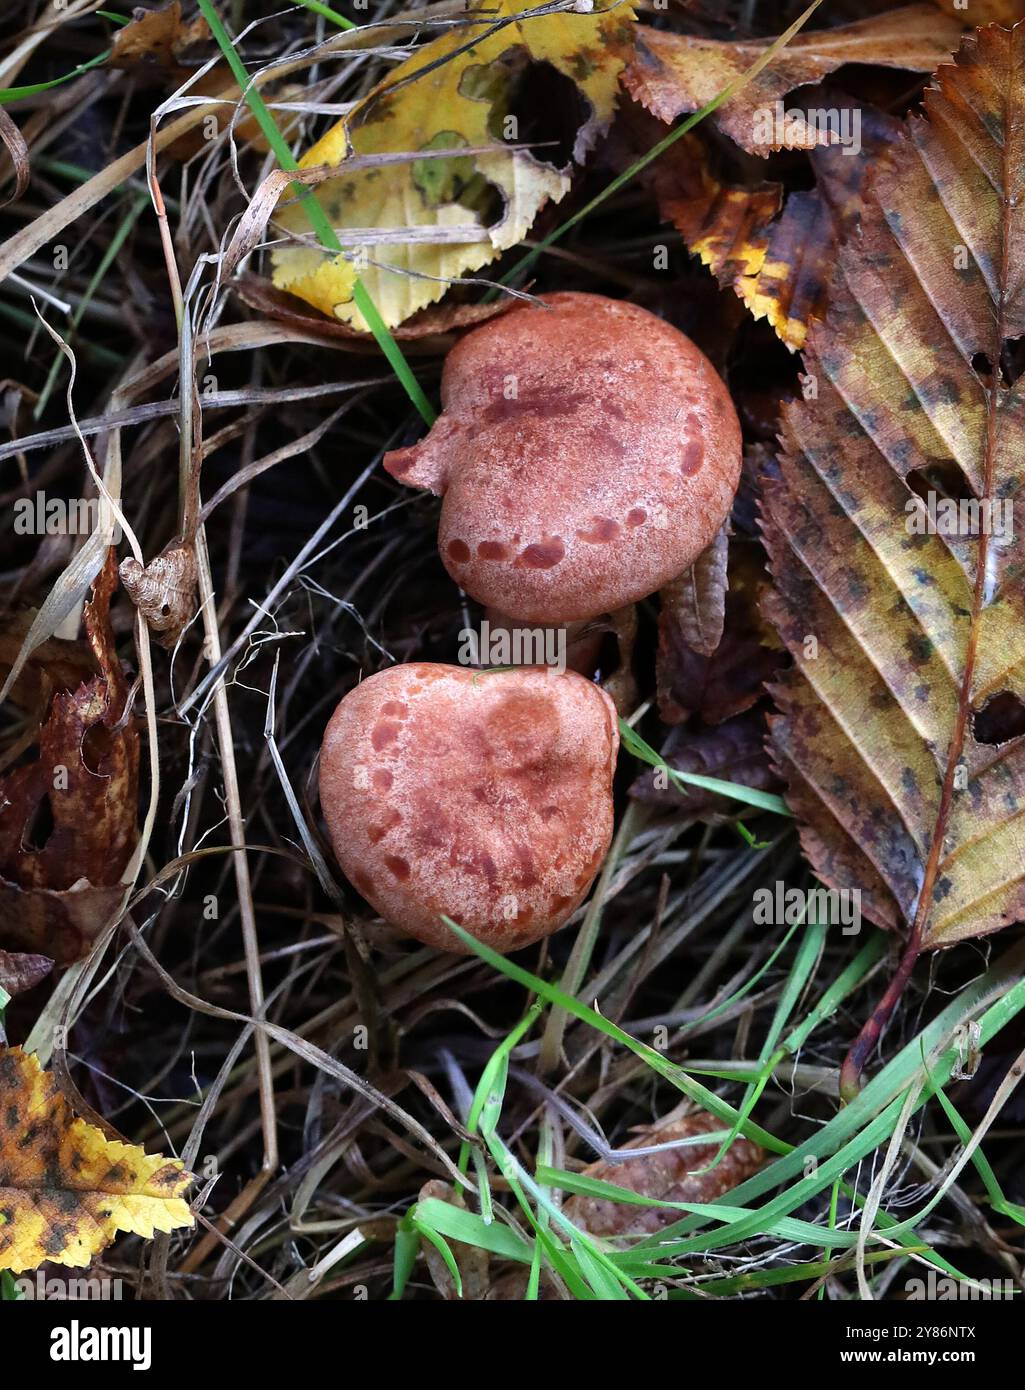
[319,663,619,953]
[384,292,742,624]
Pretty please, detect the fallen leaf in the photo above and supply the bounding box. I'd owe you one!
[0,1047,192,1272]
[108,0,210,72]
[0,552,139,963]
[629,711,777,819]
[563,1110,763,1238]
[271,0,636,329]
[762,26,1025,971]
[660,521,729,659]
[0,950,53,998]
[234,271,520,350]
[658,541,780,726]
[624,4,962,155]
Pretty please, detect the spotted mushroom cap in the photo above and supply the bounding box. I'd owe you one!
[384,292,742,624]
[318,662,619,953]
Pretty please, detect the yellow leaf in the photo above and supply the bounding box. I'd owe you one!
[271,1,636,330]
[0,1047,193,1273]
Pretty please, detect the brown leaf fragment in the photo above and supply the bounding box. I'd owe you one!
[417,1181,489,1300]
[630,711,777,820]
[563,1110,763,1238]
[108,1,211,72]
[0,108,30,212]
[658,543,780,726]
[0,1047,192,1273]
[119,544,197,649]
[0,950,53,998]
[661,522,729,658]
[624,6,962,155]
[0,552,139,962]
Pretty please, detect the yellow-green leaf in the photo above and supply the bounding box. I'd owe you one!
[271,1,636,330]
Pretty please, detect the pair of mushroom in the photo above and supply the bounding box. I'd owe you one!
[319,293,742,952]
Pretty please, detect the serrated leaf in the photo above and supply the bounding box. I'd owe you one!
[623,4,962,155]
[272,1,636,329]
[762,23,1025,950]
[0,1048,192,1272]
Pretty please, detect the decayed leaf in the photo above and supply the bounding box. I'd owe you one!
[108,0,210,72]
[658,542,780,726]
[0,1048,192,1272]
[563,1110,763,1238]
[624,4,962,155]
[654,101,900,350]
[629,711,777,819]
[762,24,1025,952]
[0,552,139,963]
[660,522,729,658]
[271,0,636,329]
[0,950,53,998]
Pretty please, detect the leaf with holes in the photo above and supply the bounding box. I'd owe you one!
[761,24,1025,1093]
[0,1047,192,1272]
[271,0,635,330]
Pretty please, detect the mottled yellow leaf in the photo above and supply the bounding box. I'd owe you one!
[271,1,636,330]
[0,1047,192,1272]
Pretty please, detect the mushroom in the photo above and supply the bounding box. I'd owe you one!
[319,662,619,953]
[384,291,742,624]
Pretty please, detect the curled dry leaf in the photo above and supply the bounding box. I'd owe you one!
[624,4,962,155]
[0,950,53,998]
[233,272,519,351]
[629,711,778,820]
[0,107,30,212]
[119,543,197,648]
[271,0,636,329]
[657,542,780,726]
[108,0,211,72]
[0,552,139,963]
[660,521,729,659]
[0,1047,193,1273]
[563,1110,763,1238]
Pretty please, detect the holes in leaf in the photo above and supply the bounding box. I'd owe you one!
[22,794,54,853]
[481,48,591,171]
[999,335,1025,387]
[82,722,112,776]
[971,351,993,381]
[905,459,976,508]
[974,691,1025,745]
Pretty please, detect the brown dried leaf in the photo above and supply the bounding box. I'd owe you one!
[624,5,962,155]
[629,711,777,819]
[563,1110,763,1238]
[0,552,139,963]
[108,0,210,72]
[658,542,780,726]
[234,274,520,350]
[660,522,729,659]
[119,544,197,649]
[0,950,53,998]
[0,1047,192,1273]
[0,107,30,212]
